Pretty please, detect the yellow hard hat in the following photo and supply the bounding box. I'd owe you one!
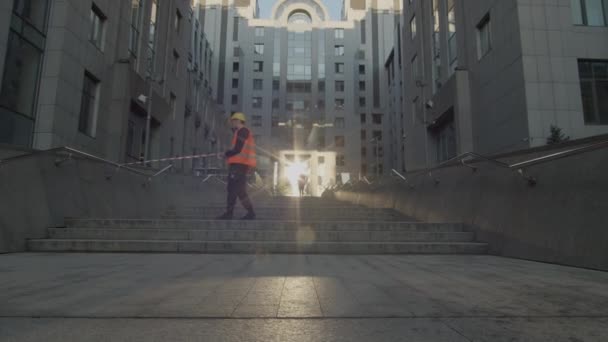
[230,112,246,122]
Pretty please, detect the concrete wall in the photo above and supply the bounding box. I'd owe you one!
[335,138,608,271]
[518,0,608,145]
[0,147,228,254]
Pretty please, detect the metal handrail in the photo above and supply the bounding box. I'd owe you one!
[150,164,173,179]
[388,138,608,187]
[0,146,152,179]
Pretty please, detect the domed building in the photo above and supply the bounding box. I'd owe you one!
[195,0,401,194]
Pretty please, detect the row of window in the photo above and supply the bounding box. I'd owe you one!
[232,58,367,76]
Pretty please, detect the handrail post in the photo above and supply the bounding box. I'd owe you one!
[54,153,72,167]
[517,168,537,187]
[148,164,173,182]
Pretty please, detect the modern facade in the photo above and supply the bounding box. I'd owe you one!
[0,0,226,172]
[391,0,608,172]
[197,0,401,183]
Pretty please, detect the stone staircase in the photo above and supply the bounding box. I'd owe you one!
[27,197,487,254]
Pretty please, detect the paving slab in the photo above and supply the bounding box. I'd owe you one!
[1,253,607,341]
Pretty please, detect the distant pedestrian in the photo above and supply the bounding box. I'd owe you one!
[298,174,307,197]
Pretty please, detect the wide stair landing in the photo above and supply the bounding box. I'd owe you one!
[28,197,487,254]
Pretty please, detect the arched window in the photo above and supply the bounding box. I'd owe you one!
[288,10,312,25]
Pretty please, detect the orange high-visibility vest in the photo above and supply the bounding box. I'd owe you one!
[227,127,257,168]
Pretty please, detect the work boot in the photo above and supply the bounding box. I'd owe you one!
[216,212,233,220]
[240,211,256,220]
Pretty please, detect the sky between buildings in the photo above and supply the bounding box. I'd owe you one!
[258,0,343,20]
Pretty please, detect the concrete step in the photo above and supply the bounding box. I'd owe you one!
[166,207,400,215]
[28,239,488,254]
[48,228,476,242]
[162,208,408,221]
[62,219,460,232]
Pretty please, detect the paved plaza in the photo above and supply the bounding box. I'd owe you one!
[1,253,607,341]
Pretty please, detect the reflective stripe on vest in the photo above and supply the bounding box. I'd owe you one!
[227,127,257,167]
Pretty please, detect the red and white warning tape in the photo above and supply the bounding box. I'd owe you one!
[120,152,220,167]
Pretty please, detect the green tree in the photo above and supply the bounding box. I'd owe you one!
[547,125,570,145]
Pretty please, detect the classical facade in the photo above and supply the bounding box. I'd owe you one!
[197,0,401,182]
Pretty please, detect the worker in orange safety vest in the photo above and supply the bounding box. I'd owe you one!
[217,112,257,220]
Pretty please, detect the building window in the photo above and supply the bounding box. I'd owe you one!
[272,98,279,108]
[334,117,345,128]
[254,61,264,72]
[233,62,239,72]
[579,60,608,125]
[78,71,100,137]
[129,0,144,57]
[360,113,367,124]
[359,97,366,107]
[335,80,345,92]
[252,115,262,127]
[359,64,366,75]
[273,79,280,90]
[231,94,238,105]
[361,147,367,157]
[372,113,383,125]
[318,99,325,109]
[318,80,326,91]
[359,81,366,91]
[361,163,367,175]
[572,0,608,26]
[434,119,457,162]
[360,19,366,44]
[336,154,345,166]
[410,15,417,40]
[447,0,458,67]
[335,136,345,147]
[335,63,345,74]
[477,14,492,59]
[233,17,240,42]
[412,54,420,81]
[287,81,312,93]
[255,26,265,37]
[170,93,176,120]
[254,43,264,55]
[172,50,180,77]
[432,0,442,92]
[335,98,345,109]
[253,79,263,90]
[335,45,345,56]
[146,0,159,76]
[233,46,240,57]
[335,28,344,39]
[372,130,382,141]
[373,146,384,158]
[175,9,182,34]
[232,78,239,88]
[0,31,45,145]
[252,97,263,108]
[90,4,106,50]
[361,130,367,140]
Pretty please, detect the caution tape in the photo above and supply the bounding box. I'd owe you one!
[121,152,220,166]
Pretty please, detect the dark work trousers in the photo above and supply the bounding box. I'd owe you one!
[226,164,254,215]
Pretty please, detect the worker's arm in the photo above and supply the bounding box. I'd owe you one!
[225,128,250,158]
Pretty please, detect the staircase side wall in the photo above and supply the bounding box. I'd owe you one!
[336,145,608,271]
[0,147,227,253]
